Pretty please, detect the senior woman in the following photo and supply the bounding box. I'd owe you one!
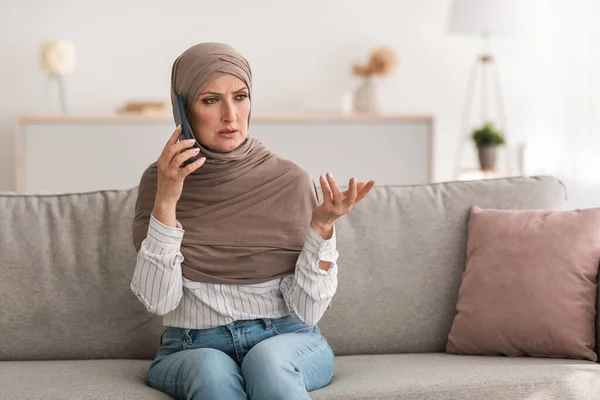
[130,42,374,400]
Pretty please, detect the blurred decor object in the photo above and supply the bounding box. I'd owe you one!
[448,0,530,178]
[40,40,76,113]
[117,101,169,115]
[352,47,398,77]
[351,47,398,114]
[471,122,505,171]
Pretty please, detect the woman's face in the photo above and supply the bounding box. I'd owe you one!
[190,74,250,152]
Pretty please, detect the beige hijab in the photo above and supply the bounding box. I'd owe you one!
[132,42,318,285]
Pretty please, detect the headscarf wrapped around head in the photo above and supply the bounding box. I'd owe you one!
[170,42,252,123]
[132,42,318,285]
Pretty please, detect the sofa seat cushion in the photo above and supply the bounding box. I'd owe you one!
[311,353,600,400]
[0,359,169,400]
[3,354,600,399]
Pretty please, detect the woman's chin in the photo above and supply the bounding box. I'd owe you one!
[212,137,245,152]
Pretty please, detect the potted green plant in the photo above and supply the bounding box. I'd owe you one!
[471,122,505,171]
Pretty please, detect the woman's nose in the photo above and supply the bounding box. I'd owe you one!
[222,101,237,123]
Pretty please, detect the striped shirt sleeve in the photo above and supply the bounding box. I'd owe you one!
[280,224,339,326]
[130,214,185,316]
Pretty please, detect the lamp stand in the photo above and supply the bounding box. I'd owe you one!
[453,35,511,179]
[41,73,69,114]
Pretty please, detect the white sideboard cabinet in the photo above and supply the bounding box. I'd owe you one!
[15,114,434,194]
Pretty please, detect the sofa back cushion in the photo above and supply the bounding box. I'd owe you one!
[0,176,569,360]
[0,189,164,361]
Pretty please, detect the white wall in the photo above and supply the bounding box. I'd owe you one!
[1,0,597,191]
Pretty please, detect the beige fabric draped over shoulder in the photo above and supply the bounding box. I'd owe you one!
[132,42,318,285]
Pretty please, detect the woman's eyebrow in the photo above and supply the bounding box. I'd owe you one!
[200,87,247,96]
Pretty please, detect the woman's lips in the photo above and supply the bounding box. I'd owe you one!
[218,129,238,137]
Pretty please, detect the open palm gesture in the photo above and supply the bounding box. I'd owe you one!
[311,172,375,228]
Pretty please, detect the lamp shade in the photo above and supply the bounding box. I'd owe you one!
[40,40,76,76]
[448,0,531,37]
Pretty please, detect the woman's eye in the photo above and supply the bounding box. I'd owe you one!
[236,94,248,101]
[202,97,217,104]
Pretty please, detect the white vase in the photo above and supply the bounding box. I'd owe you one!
[340,90,354,115]
[353,76,380,114]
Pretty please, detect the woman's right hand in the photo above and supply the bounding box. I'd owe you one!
[155,125,206,206]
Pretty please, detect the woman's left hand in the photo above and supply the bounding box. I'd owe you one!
[311,172,375,238]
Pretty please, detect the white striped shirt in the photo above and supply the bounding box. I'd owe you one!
[130,215,339,329]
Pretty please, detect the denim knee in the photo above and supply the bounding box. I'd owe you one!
[181,348,244,398]
[242,343,302,399]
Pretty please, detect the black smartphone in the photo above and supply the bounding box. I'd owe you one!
[173,94,199,167]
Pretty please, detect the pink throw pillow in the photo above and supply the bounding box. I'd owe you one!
[446,206,600,361]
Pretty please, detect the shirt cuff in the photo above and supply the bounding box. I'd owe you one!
[147,214,185,246]
[306,224,339,264]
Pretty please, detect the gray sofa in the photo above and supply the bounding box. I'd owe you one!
[2,176,600,399]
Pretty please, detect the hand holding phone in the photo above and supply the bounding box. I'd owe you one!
[155,125,206,206]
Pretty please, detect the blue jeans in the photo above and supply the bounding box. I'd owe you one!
[146,315,335,399]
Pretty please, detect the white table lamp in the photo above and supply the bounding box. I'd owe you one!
[40,40,76,113]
